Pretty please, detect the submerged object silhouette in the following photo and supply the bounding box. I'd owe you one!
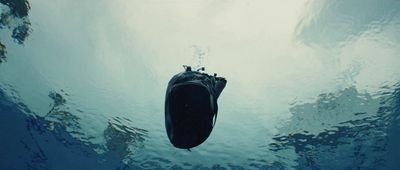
[165,66,227,149]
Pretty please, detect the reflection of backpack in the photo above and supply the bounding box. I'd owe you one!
[165,66,227,149]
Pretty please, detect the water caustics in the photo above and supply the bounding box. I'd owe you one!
[1,0,400,169]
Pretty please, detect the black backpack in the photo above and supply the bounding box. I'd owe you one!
[165,66,227,149]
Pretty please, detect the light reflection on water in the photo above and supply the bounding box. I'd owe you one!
[1,0,400,169]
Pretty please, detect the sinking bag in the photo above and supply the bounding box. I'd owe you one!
[165,66,227,149]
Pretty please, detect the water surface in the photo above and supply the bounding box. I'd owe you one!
[1,0,400,169]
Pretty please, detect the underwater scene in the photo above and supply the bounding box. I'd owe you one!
[1,0,400,169]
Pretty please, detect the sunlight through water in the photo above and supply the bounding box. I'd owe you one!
[1,0,400,169]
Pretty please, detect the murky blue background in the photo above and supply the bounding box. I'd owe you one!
[1,0,400,169]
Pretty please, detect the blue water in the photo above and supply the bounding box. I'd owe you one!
[1,0,400,169]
